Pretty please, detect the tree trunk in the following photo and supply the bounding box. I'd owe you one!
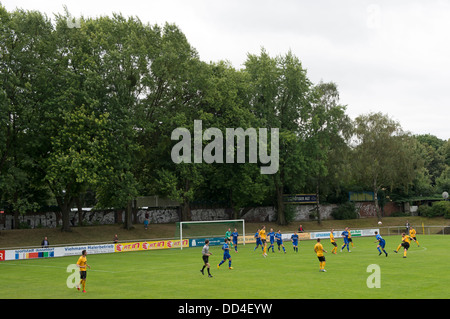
[57,196,73,232]
[374,181,381,219]
[75,196,83,226]
[123,199,134,230]
[316,181,321,225]
[276,184,287,225]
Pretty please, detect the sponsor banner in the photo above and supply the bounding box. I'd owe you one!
[283,194,318,204]
[114,239,189,252]
[59,244,115,257]
[190,237,225,247]
[242,235,256,244]
[1,245,114,261]
[0,250,5,261]
[6,247,56,260]
[361,228,380,237]
[309,229,379,240]
[282,232,310,241]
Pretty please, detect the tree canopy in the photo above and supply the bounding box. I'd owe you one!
[0,6,448,230]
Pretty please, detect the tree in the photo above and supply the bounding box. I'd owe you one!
[244,49,312,225]
[304,81,352,223]
[0,7,55,226]
[352,112,424,218]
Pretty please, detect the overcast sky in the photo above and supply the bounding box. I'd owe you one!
[3,0,449,140]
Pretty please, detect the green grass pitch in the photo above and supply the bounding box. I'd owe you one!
[1,235,449,299]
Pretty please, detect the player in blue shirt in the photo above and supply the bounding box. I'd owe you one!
[217,238,233,269]
[254,229,263,251]
[231,228,239,253]
[374,231,388,257]
[275,230,286,253]
[291,231,299,252]
[267,228,275,253]
[340,227,351,252]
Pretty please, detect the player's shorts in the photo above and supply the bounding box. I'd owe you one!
[317,256,326,262]
[80,271,87,280]
[202,255,209,263]
[331,242,337,247]
[277,240,283,245]
[261,239,266,245]
[379,240,386,248]
[348,238,353,243]
[233,239,238,245]
[412,237,417,241]
[343,238,349,244]
[223,253,231,260]
[292,241,298,246]
[401,242,410,250]
[256,239,262,245]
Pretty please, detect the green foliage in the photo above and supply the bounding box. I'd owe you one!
[0,4,445,227]
[419,201,450,218]
[331,202,357,220]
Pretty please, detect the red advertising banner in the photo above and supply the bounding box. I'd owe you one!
[114,239,189,252]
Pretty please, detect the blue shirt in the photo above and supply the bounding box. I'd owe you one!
[268,231,275,243]
[341,231,349,238]
[275,233,283,243]
[376,234,384,243]
[291,234,299,243]
[232,232,239,242]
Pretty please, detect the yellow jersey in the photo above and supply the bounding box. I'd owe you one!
[330,232,335,243]
[409,229,416,237]
[402,235,411,244]
[314,243,325,257]
[77,256,88,271]
[259,229,266,240]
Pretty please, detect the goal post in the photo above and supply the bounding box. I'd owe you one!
[177,219,246,250]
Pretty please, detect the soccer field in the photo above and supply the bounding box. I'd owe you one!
[1,235,449,299]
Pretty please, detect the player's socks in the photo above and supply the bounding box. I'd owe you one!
[396,244,402,251]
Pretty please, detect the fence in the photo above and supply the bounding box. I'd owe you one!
[379,225,450,236]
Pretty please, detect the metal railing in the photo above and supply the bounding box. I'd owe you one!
[379,225,450,236]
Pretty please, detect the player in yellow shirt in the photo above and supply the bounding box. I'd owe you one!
[314,239,327,272]
[259,225,267,257]
[76,250,91,293]
[348,227,354,247]
[330,229,337,254]
[409,227,420,247]
[394,233,410,258]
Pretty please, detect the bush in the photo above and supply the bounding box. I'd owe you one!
[419,201,450,218]
[432,201,450,219]
[331,202,357,220]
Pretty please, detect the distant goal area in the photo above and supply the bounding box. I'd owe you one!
[175,219,246,250]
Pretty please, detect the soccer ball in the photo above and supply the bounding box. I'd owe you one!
[378,221,382,225]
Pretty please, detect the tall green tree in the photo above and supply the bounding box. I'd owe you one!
[0,7,54,226]
[352,112,425,218]
[304,81,352,223]
[244,49,312,225]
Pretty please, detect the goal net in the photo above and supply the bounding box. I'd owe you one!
[175,219,246,250]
